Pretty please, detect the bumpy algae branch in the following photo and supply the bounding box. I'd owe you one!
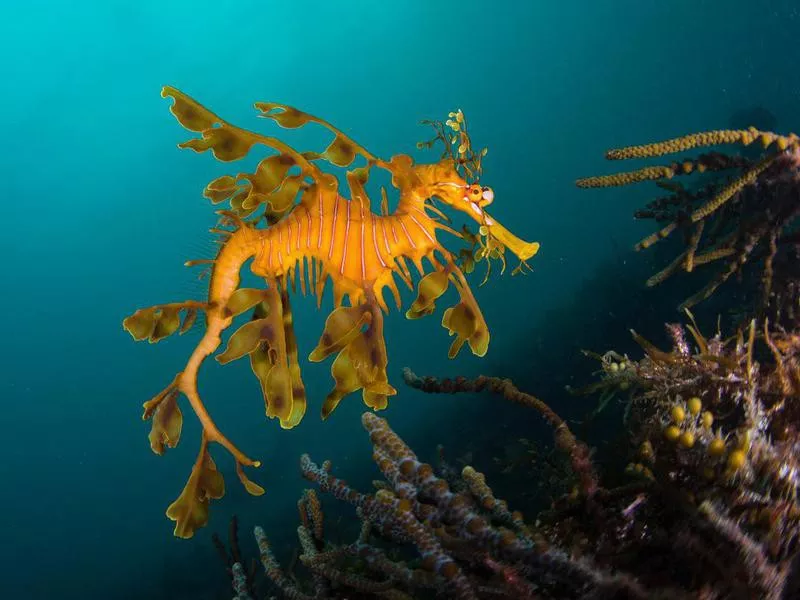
[577,128,800,326]
[218,412,658,600]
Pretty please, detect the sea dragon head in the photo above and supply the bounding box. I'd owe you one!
[416,110,540,268]
[426,165,539,263]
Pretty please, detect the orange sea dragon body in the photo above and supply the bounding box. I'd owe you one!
[123,87,539,537]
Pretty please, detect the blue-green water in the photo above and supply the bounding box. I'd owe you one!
[3,1,799,597]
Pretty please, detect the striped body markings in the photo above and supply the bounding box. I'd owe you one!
[252,188,442,294]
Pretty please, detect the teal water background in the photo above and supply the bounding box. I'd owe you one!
[3,1,800,597]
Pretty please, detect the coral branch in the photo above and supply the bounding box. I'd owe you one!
[577,128,800,324]
[402,368,598,497]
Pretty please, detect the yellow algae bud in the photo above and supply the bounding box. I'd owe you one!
[633,463,644,474]
[639,440,654,462]
[619,380,630,391]
[679,431,696,449]
[700,411,714,430]
[609,362,620,373]
[687,397,702,416]
[727,450,746,471]
[708,437,726,457]
[670,405,686,424]
[664,425,681,442]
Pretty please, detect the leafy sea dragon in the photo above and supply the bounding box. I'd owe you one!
[123,87,540,537]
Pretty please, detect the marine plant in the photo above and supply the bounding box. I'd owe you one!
[122,88,539,538]
[215,344,799,599]
[567,315,800,599]
[576,128,800,324]
[223,411,655,600]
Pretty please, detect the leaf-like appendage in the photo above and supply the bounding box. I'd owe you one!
[123,307,157,341]
[264,365,294,426]
[230,190,257,218]
[162,88,320,187]
[151,306,181,342]
[247,154,296,195]
[282,363,306,429]
[442,302,477,359]
[255,103,313,129]
[406,270,450,319]
[179,308,198,334]
[346,328,394,412]
[236,462,265,496]
[124,303,203,344]
[322,135,357,167]
[309,306,371,362]
[166,444,225,539]
[321,351,360,420]
[147,387,182,455]
[162,85,219,132]
[204,175,238,204]
[264,174,306,216]
[441,299,489,359]
[217,318,271,364]
[226,288,269,317]
[317,303,395,419]
[345,167,371,210]
[255,101,377,168]
[178,127,255,162]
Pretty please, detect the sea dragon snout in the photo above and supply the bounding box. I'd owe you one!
[431,179,540,262]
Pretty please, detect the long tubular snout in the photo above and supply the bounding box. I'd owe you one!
[482,212,540,261]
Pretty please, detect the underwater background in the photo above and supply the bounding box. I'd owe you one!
[3,0,800,598]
